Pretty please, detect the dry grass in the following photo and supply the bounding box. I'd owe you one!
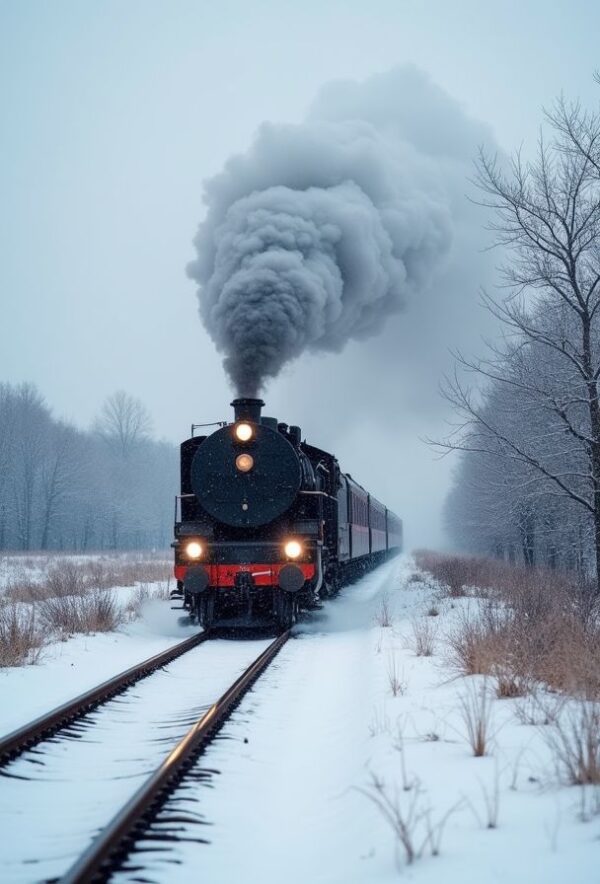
[375,593,394,628]
[39,588,123,635]
[411,617,437,656]
[543,700,600,786]
[0,602,44,666]
[387,652,407,697]
[417,551,600,700]
[360,773,462,866]
[446,602,515,696]
[458,679,493,757]
[414,550,478,597]
[0,555,170,666]
[5,557,171,603]
[494,665,530,699]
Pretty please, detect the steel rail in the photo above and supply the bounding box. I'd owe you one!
[0,630,209,766]
[59,629,290,884]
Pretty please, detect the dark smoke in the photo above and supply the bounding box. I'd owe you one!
[188,66,491,396]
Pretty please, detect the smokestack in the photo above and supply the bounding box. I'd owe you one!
[231,397,265,423]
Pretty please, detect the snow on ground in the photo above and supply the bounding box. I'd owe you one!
[114,555,598,884]
[0,607,197,735]
[1,554,598,883]
[0,551,170,592]
[0,636,273,883]
[0,553,192,735]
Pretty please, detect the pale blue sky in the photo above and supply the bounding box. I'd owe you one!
[1,0,598,544]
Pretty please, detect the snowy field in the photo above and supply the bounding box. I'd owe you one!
[0,555,597,882]
[0,550,175,675]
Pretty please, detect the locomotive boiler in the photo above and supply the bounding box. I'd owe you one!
[172,398,402,630]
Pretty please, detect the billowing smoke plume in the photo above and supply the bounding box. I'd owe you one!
[188,66,491,395]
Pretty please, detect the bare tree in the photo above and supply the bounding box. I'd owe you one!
[39,423,84,550]
[95,390,153,459]
[438,92,600,590]
[12,385,50,550]
[0,383,176,552]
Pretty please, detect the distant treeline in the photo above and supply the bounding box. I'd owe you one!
[0,384,178,551]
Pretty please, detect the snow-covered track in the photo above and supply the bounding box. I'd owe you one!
[0,630,209,766]
[59,630,289,884]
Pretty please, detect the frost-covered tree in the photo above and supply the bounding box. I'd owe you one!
[441,91,600,588]
[95,390,153,460]
[0,383,177,551]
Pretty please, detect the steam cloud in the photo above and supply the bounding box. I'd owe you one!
[188,66,490,395]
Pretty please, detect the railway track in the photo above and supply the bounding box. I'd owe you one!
[0,630,209,766]
[0,630,290,883]
[60,630,289,883]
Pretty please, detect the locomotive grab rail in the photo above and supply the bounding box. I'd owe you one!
[299,490,337,500]
[190,420,227,436]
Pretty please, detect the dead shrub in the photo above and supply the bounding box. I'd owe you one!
[360,773,461,865]
[494,665,529,699]
[114,559,171,586]
[458,679,493,757]
[4,577,46,604]
[39,588,122,635]
[375,594,393,628]
[543,700,600,786]
[0,602,44,666]
[411,618,437,656]
[423,552,600,699]
[5,556,172,602]
[444,605,501,677]
[414,550,480,597]
[45,559,87,597]
[535,613,600,699]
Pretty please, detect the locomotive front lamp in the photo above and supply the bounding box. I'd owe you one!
[185,541,203,559]
[235,422,253,442]
[235,453,254,473]
[284,539,303,559]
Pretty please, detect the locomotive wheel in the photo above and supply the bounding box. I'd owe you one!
[274,591,295,630]
[197,591,216,632]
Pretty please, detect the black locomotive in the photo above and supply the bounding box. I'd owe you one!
[172,398,402,629]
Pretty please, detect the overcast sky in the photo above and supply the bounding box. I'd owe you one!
[1,0,599,548]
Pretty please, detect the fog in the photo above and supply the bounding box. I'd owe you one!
[1,1,599,549]
[189,67,486,396]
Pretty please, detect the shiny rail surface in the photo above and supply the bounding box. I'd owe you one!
[0,630,209,766]
[59,630,290,884]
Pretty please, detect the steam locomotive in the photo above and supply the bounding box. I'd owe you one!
[172,398,402,630]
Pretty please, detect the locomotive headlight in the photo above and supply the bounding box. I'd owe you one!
[235,422,253,442]
[284,539,303,559]
[185,541,203,559]
[235,453,254,473]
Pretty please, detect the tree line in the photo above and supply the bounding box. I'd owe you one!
[442,86,600,590]
[0,384,178,551]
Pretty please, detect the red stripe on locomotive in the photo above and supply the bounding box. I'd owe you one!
[174,563,315,587]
